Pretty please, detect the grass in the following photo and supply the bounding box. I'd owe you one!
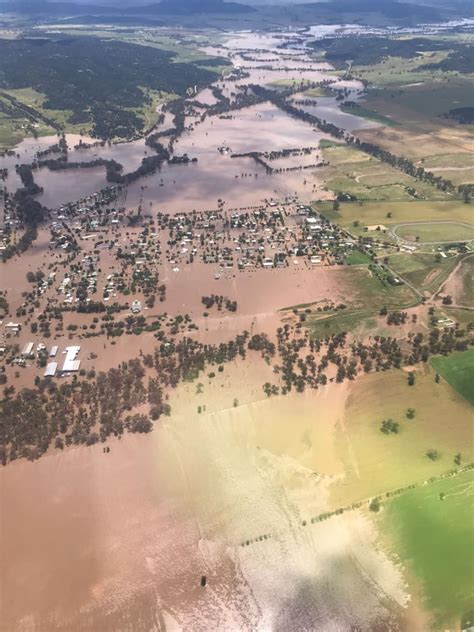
[320,145,451,202]
[304,86,330,97]
[268,78,318,88]
[319,139,341,149]
[308,266,417,339]
[309,310,378,339]
[318,201,474,235]
[395,222,474,243]
[340,103,400,127]
[345,250,372,265]
[459,257,474,305]
[444,307,474,328]
[382,470,474,630]
[331,367,474,507]
[340,266,417,310]
[388,252,459,293]
[431,349,474,406]
[419,153,474,169]
[368,75,474,118]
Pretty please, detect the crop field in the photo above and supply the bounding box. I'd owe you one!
[431,349,474,405]
[331,367,474,507]
[318,200,474,235]
[416,151,474,185]
[382,470,474,630]
[394,221,474,243]
[418,153,474,169]
[353,74,474,160]
[388,252,459,293]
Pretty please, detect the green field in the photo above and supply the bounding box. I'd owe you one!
[340,103,400,127]
[352,51,453,88]
[331,367,474,507]
[308,266,417,338]
[394,222,474,243]
[382,470,474,629]
[320,145,451,202]
[318,201,474,237]
[431,349,474,405]
[389,252,459,293]
[366,75,474,118]
[444,307,474,328]
[345,250,372,265]
[308,310,378,339]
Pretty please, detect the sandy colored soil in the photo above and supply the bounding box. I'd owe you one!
[0,372,412,631]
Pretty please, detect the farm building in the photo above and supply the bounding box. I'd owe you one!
[44,362,58,377]
[21,342,34,358]
[62,346,81,373]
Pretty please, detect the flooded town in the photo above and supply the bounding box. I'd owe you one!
[1,8,473,632]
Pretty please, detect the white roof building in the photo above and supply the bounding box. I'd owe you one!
[44,362,58,377]
[22,342,34,357]
[62,346,81,372]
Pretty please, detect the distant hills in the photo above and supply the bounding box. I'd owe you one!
[132,0,256,13]
[0,0,255,14]
[0,0,470,22]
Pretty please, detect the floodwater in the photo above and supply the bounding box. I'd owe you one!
[293,95,380,131]
[0,25,411,630]
[0,26,376,213]
[0,375,410,630]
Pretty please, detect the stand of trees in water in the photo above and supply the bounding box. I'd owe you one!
[1,319,472,465]
[251,84,472,200]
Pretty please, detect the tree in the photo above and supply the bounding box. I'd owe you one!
[380,419,399,434]
[406,408,416,419]
[369,497,381,512]
[426,449,440,461]
[407,371,415,386]
[454,452,462,466]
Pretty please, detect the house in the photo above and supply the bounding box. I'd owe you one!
[49,345,58,358]
[4,321,20,335]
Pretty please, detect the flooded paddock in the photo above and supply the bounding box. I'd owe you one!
[0,376,409,631]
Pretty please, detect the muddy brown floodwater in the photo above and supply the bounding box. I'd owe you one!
[0,26,416,632]
[0,373,411,631]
